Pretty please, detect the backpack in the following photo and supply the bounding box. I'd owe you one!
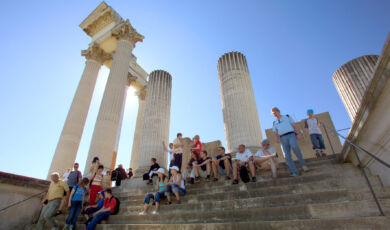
[239,166,250,183]
[111,170,117,181]
[109,197,120,215]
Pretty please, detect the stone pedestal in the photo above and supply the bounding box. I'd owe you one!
[217,52,263,153]
[85,21,144,174]
[47,45,109,178]
[129,88,146,170]
[332,55,379,121]
[137,70,172,172]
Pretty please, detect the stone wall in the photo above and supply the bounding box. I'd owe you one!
[0,172,49,230]
[265,112,343,162]
[180,138,222,170]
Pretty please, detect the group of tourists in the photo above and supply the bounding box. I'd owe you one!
[37,107,327,227]
[36,157,121,230]
[139,107,327,214]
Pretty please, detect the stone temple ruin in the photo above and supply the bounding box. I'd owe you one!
[1,2,390,230]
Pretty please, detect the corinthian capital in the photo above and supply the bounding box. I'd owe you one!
[135,87,146,101]
[112,19,144,46]
[81,43,111,63]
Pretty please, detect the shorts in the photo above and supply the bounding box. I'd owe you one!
[218,166,232,175]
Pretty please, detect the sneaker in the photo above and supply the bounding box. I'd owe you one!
[232,180,239,185]
[190,178,194,184]
[225,176,231,180]
[152,211,159,215]
[166,201,172,205]
[195,176,201,182]
[289,173,299,177]
[251,177,257,182]
[139,211,147,215]
[62,226,69,230]
[206,175,211,181]
[69,227,74,230]
[320,150,327,157]
[315,150,321,158]
[176,200,181,204]
[213,178,218,182]
[302,165,309,172]
[53,210,62,217]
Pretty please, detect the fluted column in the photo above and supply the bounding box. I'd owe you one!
[137,70,172,172]
[85,20,144,174]
[129,87,146,170]
[217,52,263,153]
[332,55,379,121]
[47,44,109,178]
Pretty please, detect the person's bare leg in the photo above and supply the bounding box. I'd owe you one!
[194,166,200,177]
[233,163,239,180]
[206,162,211,175]
[154,202,160,212]
[167,195,171,203]
[174,192,180,201]
[143,204,149,212]
[212,161,219,178]
[270,158,277,178]
[224,159,231,177]
[248,161,256,178]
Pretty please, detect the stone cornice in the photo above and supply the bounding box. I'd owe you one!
[81,43,111,63]
[80,2,123,37]
[112,20,144,46]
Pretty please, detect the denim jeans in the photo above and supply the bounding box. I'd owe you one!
[36,199,61,230]
[86,211,111,230]
[310,134,326,150]
[165,184,186,196]
[173,153,183,170]
[143,191,166,204]
[280,133,305,175]
[65,200,82,227]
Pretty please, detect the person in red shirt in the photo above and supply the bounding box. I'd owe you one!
[86,188,117,230]
[191,135,202,156]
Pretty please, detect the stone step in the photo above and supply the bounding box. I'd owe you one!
[114,157,341,195]
[115,163,365,200]
[33,216,390,230]
[120,182,389,214]
[119,171,381,206]
[91,216,390,230]
[85,199,390,224]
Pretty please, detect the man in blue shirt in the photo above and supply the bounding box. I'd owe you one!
[271,107,309,176]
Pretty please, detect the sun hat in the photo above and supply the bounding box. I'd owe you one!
[157,168,165,174]
[170,166,179,171]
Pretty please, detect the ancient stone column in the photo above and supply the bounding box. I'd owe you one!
[217,52,263,153]
[85,21,144,174]
[137,70,172,173]
[332,55,379,122]
[129,87,146,170]
[47,44,109,178]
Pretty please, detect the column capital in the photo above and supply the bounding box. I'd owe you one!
[81,43,111,64]
[112,19,144,46]
[135,87,146,100]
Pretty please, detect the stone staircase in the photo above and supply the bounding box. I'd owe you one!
[35,155,390,229]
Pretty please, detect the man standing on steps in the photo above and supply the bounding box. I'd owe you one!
[232,144,257,184]
[36,172,69,230]
[271,107,309,176]
[172,133,184,170]
[304,109,327,158]
[67,163,82,192]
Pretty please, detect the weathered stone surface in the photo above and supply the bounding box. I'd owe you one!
[218,52,263,153]
[332,55,379,121]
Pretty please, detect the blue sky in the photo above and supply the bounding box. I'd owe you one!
[0,0,389,179]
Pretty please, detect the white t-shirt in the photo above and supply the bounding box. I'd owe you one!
[254,147,275,157]
[173,138,183,154]
[63,172,70,182]
[235,149,253,162]
[168,148,174,162]
[306,118,322,135]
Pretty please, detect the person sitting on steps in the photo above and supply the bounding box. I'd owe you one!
[232,144,257,184]
[82,191,105,225]
[139,168,168,215]
[143,158,160,185]
[165,166,186,204]
[182,151,199,184]
[253,139,278,179]
[85,188,118,230]
[212,146,232,182]
[192,150,212,181]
